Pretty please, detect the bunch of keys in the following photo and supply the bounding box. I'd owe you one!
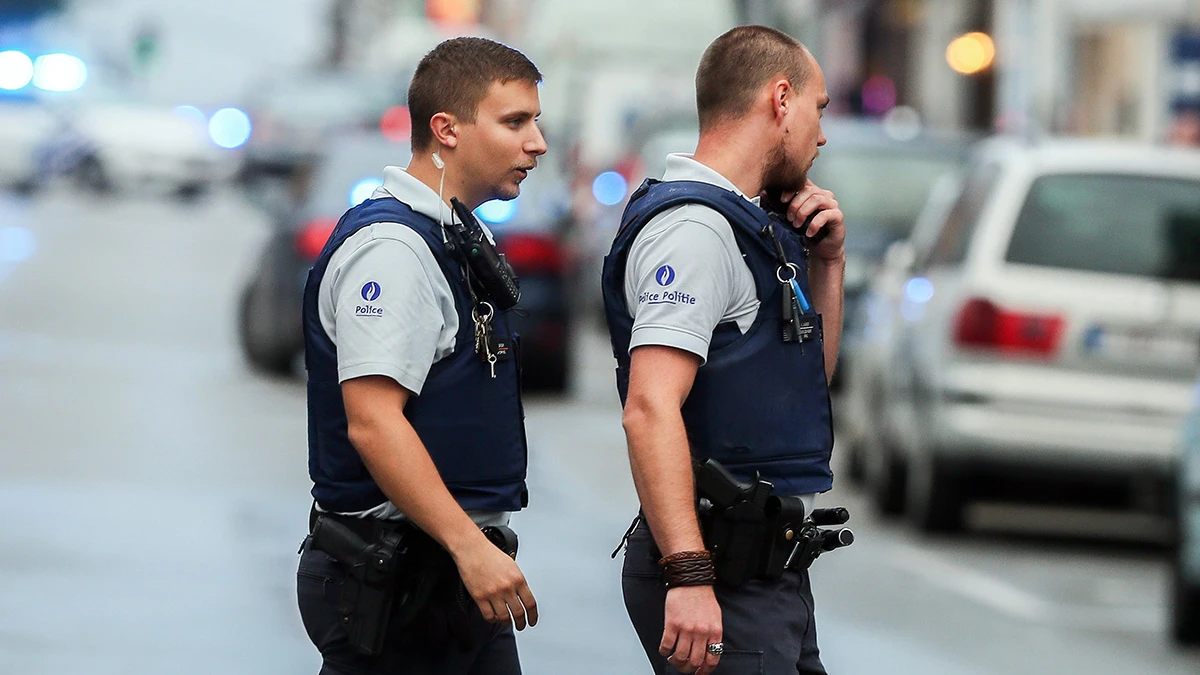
[471,302,511,378]
[777,263,818,347]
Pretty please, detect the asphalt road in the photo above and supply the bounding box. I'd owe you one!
[0,188,1197,674]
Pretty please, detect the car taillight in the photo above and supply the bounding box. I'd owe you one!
[953,297,1064,357]
[497,233,563,276]
[295,218,338,260]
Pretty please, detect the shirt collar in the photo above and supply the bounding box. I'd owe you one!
[375,165,451,224]
[372,165,497,242]
[661,153,761,206]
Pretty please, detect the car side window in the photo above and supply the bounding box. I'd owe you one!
[924,162,1001,267]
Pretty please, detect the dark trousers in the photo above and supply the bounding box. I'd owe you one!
[622,525,827,675]
[297,540,522,675]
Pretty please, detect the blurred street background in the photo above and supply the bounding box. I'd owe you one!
[2,0,1200,673]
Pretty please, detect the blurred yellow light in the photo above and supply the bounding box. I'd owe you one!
[946,32,995,75]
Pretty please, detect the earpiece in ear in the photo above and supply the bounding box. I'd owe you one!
[432,152,444,169]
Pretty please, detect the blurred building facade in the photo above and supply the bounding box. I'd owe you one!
[808,0,1200,143]
[324,0,1200,145]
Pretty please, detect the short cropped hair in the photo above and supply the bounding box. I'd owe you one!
[408,37,542,152]
[696,25,812,131]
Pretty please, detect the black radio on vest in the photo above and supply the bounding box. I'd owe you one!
[447,197,522,310]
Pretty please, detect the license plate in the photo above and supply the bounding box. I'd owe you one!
[1081,325,1200,365]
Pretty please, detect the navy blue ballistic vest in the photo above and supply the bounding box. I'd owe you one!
[601,179,834,496]
[303,197,528,514]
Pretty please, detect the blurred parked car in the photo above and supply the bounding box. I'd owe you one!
[238,131,573,392]
[238,70,406,188]
[843,137,1200,532]
[37,101,228,198]
[1173,376,1200,645]
[809,117,976,391]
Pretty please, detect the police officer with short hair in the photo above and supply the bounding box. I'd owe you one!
[603,26,844,675]
[296,37,547,675]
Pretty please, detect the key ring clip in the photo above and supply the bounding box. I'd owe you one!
[472,301,495,324]
[775,263,799,284]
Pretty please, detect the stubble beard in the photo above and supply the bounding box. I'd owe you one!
[762,139,810,194]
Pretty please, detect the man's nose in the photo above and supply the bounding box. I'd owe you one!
[527,125,548,156]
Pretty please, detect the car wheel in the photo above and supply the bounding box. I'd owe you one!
[76,155,112,194]
[842,435,866,485]
[12,177,38,196]
[866,440,907,515]
[238,281,297,375]
[906,449,965,533]
[176,182,209,203]
[1171,552,1200,644]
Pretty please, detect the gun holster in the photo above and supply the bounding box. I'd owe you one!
[308,514,521,657]
[309,515,420,656]
[694,459,853,586]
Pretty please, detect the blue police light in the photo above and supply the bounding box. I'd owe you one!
[904,277,935,304]
[32,53,87,92]
[0,51,34,90]
[349,177,383,206]
[476,198,517,225]
[592,170,628,206]
[173,105,206,127]
[208,107,252,149]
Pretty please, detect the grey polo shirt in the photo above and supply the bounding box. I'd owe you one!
[317,165,508,525]
[624,154,817,509]
[624,153,760,363]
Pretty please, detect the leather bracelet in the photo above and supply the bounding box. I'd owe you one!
[658,550,716,588]
[658,550,711,566]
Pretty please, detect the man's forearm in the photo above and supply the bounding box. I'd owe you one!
[349,416,483,555]
[623,400,705,556]
[808,254,845,380]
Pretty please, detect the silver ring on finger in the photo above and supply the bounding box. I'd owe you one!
[707,642,724,656]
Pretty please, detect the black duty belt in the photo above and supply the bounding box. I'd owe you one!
[308,504,414,543]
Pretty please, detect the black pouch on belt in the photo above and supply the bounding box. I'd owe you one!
[759,495,808,580]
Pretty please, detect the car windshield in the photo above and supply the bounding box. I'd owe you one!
[808,150,964,237]
[1005,173,1200,281]
[308,138,411,216]
[258,75,397,126]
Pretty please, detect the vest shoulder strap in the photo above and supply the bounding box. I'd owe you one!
[620,179,775,256]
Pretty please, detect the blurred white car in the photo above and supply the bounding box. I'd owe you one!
[0,100,56,191]
[41,102,229,198]
[844,137,1200,532]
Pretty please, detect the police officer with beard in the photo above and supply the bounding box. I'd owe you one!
[603,26,845,675]
[296,37,547,675]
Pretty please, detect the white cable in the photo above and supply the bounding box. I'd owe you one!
[432,151,449,240]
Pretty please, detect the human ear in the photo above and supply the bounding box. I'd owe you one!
[430,112,459,150]
[771,79,792,120]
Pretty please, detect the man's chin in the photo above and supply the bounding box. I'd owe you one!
[489,186,520,202]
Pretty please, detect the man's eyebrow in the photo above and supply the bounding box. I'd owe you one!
[501,108,537,118]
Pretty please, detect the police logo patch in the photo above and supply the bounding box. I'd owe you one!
[361,281,382,301]
[655,265,676,287]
